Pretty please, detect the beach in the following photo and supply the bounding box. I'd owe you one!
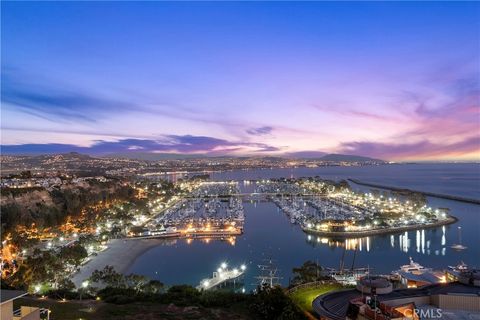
[72,238,163,287]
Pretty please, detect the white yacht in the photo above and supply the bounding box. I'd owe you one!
[398,257,432,273]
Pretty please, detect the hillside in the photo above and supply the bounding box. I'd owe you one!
[320,153,385,162]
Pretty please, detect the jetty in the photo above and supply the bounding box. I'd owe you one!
[348,179,480,205]
[197,263,246,290]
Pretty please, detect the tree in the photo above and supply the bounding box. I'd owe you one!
[250,286,304,320]
[125,274,149,293]
[144,279,164,294]
[57,278,75,291]
[291,260,323,285]
[7,249,68,290]
[90,265,126,288]
[59,244,88,269]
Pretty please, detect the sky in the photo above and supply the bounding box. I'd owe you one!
[1,1,479,161]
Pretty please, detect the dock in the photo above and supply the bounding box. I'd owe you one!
[129,227,243,240]
[197,263,246,290]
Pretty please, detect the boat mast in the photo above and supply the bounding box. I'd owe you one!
[340,246,346,273]
[351,244,358,271]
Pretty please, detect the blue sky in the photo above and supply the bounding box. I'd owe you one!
[1,1,479,160]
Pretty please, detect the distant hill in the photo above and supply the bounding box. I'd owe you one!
[46,152,95,160]
[284,151,327,159]
[102,152,205,160]
[2,151,385,163]
[319,153,385,162]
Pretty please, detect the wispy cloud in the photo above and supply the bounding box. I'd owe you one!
[1,73,134,123]
[335,69,480,160]
[312,104,401,123]
[1,135,279,155]
[246,126,273,136]
[339,135,480,161]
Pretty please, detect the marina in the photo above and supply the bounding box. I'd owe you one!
[133,182,245,240]
[260,178,457,237]
[123,165,479,289]
[131,177,458,242]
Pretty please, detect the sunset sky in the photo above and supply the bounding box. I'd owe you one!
[1,2,479,161]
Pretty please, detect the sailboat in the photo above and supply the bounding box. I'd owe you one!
[328,246,370,285]
[451,226,467,250]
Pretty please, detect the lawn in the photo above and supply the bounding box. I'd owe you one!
[288,283,342,313]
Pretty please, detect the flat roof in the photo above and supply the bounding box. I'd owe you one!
[0,290,28,304]
[398,270,442,284]
[313,282,480,320]
[417,306,480,320]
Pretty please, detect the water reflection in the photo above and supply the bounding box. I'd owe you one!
[185,237,237,246]
[305,227,448,256]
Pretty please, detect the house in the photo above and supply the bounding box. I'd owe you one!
[0,290,40,320]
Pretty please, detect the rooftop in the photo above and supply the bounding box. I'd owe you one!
[0,290,27,304]
[313,282,480,320]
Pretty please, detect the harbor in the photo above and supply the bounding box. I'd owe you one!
[129,178,458,241]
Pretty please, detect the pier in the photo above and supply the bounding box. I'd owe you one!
[129,227,242,240]
[197,263,246,290]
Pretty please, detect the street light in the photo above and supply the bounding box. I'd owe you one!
[80,281,89,301]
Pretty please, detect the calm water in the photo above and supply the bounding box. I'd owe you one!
[128,164,480,288]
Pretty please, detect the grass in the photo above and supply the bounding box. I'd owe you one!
[288,283,342,313]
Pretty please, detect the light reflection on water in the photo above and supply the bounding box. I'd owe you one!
[304,226,448,256]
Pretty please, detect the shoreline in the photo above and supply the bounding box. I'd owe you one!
[71,238,165,287]
[302,215,458,238]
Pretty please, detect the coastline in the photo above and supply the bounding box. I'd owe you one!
[71,238,165,287]
[302,215,458,238]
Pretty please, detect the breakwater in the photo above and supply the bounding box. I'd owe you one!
[348,179,480,205]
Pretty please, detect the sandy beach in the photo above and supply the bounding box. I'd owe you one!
[72,238,164,287]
